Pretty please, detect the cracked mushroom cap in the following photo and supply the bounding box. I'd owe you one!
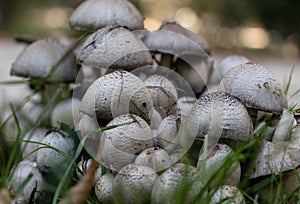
[210,185,246,204]
[99,114,155,171]
[80,70,153,123]
[77,26,152,71]
[112,164,158,204]
[144,74,178,117]
[10,38,77,82]
[217,55,250,78]
[145,21,210,56]
[151,163,206,204]
[184,91,253,141]
[219,62,287,113]
[69,0,144,31]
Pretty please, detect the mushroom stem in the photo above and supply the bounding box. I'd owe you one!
[160,53,174,68]
[247,108,258,127]
[272,109,295,142]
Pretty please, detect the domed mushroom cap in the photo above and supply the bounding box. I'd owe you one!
[78,26,152,71]
[185,91,253,141]
[99,114,154,171]
[219,62,287,113]
[112,164,158,204]
[80,70,153,122]
[145,21,210,55]
[69,0,144,31]
[134,147,172,172]
[144,74,178,117]
[11,38,77,82]
[95,173,114,204]
[197,143,241,187]
[210,185,246,204]
[151,163,206,204]
[9,161,45,203]
[217,55,250,78]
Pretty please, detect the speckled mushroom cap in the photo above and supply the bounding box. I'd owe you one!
[219,62,287,113]
[95,173,114,204]
[217,55,250,78]
[210,185,246,204]
[99,114,154,171]
[112,164,158,204]
[77,26,152,71]
[250,139,300,178]
[80,70,153,122]
[197,143,241,187]
[69,0,144,31]
[151,163,206,204]
[144,74,178,117]
[10,38,77,82]
[184,91,253,141]
[134,147,172,172]
[145,21,210,56]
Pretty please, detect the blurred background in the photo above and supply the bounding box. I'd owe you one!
[0,0,299,108]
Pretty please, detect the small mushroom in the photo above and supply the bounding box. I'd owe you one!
[8,160,45,203]
[134,147,172,172]
[99,114,154,171]
[197,143,241,187]
[210,185,246,204]
[80,70,153,124]
[144,74,178,117]
[51,98,81,128]
[217,54,250,79]
[184,92,253,142]
[219,62,287,114]
[10,38,77,82]
[151,163,206,204]
[272,109,296,142]
[21,128,47,161]
[112,164,158,204]
[69,0,144,31]
[95,173,115,204]
[78,26,152,71]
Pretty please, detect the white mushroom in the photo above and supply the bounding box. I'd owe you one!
[99,114,154,171]
[151,163,206,204]
[112,164,158,204]
[197,143,241,187]
[80,70,153,123]
[78,26,152,71]
[10,38,77,82]
[210,185,246,204]
[134,147,172,172]
[21,128,47,161]
[69,0,144,31]
[95,173,115,204]
[272,109,296,142]
[8,160,45,204]
[144,74,178,117]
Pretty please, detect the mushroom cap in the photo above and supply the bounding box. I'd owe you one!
[151,163,205,204]
[95,173,114,204]
[197,143,241,187]
[10,38,77,82]
[21,128,47,161]
[250,139,300,178]
[9,160,45,203]
[185,91,253,141]
[144,74,178,117]
[99,114,154,171]
[69,0,144,31]
[219,62,287,113]
[210,185,246,204]
[112,164,158,204]
[145,21,210,56]
[80,70,153,122]
[134,147,172,172]
[36,131,76,176]
[217,55,250,78]
[78,26,152,71]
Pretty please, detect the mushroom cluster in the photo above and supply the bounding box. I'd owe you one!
[3,0,300,203]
